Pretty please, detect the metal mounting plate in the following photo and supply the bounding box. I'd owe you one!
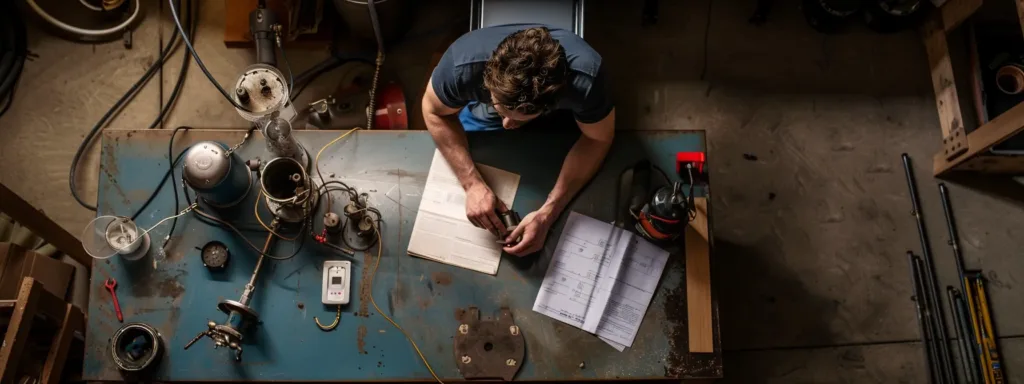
[453,306,525,381]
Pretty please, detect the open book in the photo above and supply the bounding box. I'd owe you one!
[407,150,520,275]
[533,212,670,351]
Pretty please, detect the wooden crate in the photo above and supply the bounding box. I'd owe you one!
[0,277,86,384]
[924,0,1024,175]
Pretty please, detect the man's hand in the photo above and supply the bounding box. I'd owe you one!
[466,182,508,236]
[503,206,555,256]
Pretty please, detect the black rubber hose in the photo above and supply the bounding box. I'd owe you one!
[69,0,188,211]
[149,0,198,129]
[167,0,252,113]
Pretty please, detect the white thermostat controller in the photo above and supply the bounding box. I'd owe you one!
[321,260,351,305]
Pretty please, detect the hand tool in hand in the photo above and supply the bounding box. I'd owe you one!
[496,210,521,245]
[104,278,123,322]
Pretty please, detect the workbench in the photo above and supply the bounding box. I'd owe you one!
[84,129,722,381]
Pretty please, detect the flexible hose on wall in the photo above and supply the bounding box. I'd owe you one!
[25,0,142,41]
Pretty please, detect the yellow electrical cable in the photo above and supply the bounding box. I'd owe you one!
[253,191,301,241]
[368,225,445,384]
[314,127,361,213]
[315,304,341,331]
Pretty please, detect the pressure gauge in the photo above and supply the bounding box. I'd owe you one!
[200,241,230,270]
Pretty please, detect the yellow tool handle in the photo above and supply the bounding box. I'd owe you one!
[976,278,1004,384]
[964,277,991,384]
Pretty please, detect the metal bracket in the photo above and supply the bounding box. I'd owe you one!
[453,306,525,381]
[943,120,968,160]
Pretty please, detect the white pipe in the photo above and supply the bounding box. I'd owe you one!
[26,0,142,39]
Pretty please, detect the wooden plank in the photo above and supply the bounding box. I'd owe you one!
[686,198,712,353]
[941,0,983,32]
[1017,0,1024,42]
[0,184,90,271]
[41,304,85,384]
[934,102,1024,175]
[922,13,970,162]
[958,154,1024,173]
[0,278,41,383]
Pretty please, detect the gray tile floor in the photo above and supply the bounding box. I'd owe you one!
[2,0,1023,382]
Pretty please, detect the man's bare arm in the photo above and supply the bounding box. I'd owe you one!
[545,109,615,214]
[422,79,484,189]
[504,109,615,255]
[422,79,507,233]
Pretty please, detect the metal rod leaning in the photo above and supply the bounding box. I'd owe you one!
[948,287,976,384]
[954,287,982,383]
[939,183,983,383]
[909,252,938,384]
[902,153,956,384]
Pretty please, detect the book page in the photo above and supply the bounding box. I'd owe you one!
[407,150,520,275]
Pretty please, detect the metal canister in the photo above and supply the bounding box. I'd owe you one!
[183,141,252,208]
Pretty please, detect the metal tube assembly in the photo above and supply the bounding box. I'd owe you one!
[184,227,278,362]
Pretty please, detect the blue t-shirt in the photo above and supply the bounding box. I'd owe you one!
[430,24,613,124]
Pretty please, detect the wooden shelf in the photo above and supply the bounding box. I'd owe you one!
[924,0,1024,176]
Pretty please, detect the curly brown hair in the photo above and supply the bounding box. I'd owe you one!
[483,27,567,115]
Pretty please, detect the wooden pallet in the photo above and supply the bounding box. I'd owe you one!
[925,0,1024,175]
[0,277,86,384]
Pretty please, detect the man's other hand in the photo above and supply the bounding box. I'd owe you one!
[503,206,554,256]
[466,182,507,236]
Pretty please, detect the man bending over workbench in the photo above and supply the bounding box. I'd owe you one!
[423,25,615,257]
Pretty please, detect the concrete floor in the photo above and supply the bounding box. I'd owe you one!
[2,0,1024,382]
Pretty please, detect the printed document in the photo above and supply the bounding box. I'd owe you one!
[533,212,670,350]
[408,150,520,275]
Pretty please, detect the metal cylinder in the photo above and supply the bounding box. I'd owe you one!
[996,65,1024,95]
[233,64,296,124]
[260,157,316,223]
[323,212,342,234]
[183,141,253,208]
[111,323,163,372]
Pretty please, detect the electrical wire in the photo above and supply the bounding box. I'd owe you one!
[699,0,713,81]
[314,128,360,213]
[253,190,304,241]
[339,208,381,251]
[69,0,190,211]
[190,201,307,261]
[141,202,196,235]
[314,304,341,331]
[313,185,374,253]
[153,125,192,250]
[368,225,444,383]
[26,0,142,41]
[310,127,384,251]
[167,0,252,113]
[79,0,105,11]
[277,38,295,97]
